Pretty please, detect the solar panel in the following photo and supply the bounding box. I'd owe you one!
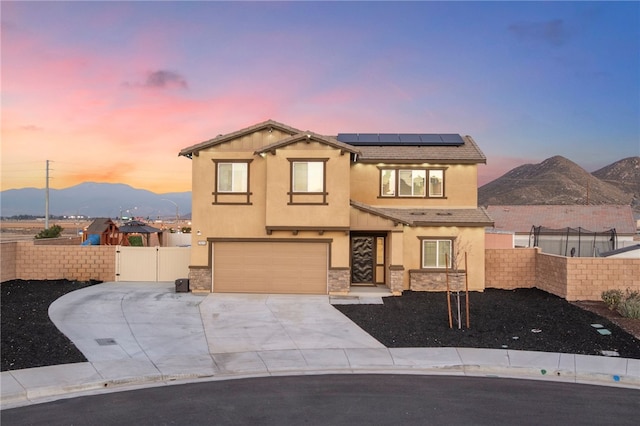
[419,134,443,143]
[336,133,359,143]
[337,133,464,146]
[378,133,401,143]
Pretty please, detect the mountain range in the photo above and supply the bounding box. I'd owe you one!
[2,156,638,218]
[478,156,640,213]
[0,182,191,219]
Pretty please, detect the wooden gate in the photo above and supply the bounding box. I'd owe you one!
[116,246,190,282]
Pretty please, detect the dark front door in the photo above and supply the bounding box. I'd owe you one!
[351,236,375,284]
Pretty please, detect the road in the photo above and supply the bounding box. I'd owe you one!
[2,375,638,425]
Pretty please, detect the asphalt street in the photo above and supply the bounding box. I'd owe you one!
[2,374,639,426]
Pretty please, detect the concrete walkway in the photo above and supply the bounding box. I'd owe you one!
[2,282,639,409]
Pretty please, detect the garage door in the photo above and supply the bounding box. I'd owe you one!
[213,241,328,294]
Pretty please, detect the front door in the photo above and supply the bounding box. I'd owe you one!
[351,235,385,285]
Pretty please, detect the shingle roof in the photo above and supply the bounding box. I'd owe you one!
[486,205,637,235]
[179,119,301,158]
[351,135,486,164]
[351,200,493,227]
[86,218,117,234]
[255,132,360,156]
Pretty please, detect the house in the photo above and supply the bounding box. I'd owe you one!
[486,205,637,256]
[179,119,492,295]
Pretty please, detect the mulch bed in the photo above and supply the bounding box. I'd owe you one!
[2,282,639,373]
[335,288,640,359]
[1,279,102,371]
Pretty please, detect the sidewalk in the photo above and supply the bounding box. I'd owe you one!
[2,282,639,409]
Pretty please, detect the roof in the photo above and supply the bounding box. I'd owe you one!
[600,244,640,257]
[486,205,637,234]
[255,132,360,156]
[179,119,486,164]
[86,218,118,234]
[348,135,487,164]
[119,220,162,234]
[179,119,302,158]
[351,200,494,227]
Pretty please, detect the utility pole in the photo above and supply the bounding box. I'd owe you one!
[45,160,50,229]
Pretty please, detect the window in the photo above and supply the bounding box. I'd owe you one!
[288,158,329,204]
[428,170,443,197]
[292,161,324,192]
[380,168,446,198]
[422,239,452,268]
[218,163,248,192]
[399,170,426,197]
[212,160,252,204]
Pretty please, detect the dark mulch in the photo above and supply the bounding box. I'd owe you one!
[335,288,640,359]
[1,279,102,372]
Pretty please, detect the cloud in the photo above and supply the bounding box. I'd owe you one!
[508,19,569,46]
[126,70,188,89]
[19,124,44,131]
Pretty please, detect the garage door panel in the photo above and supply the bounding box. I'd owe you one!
[213,242,327,294]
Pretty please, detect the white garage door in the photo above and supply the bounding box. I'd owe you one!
[213,241,328,294]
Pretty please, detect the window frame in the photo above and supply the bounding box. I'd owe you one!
[379,167,447,199]
[211,159,253,205]
[419,237,453,269]
[287,158,329,205]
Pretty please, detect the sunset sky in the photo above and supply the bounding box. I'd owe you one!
[2,1,638,194]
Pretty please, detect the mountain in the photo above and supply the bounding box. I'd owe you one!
[592,157,640,210]
[478,156,637,211]
[1,182,191,219]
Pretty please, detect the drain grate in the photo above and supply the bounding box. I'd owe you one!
[95,338,117,346]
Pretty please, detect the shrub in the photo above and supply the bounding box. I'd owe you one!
[602,289,623,310]
[35,224,63,239]
[128,235,143,246]
[617,297,640,320]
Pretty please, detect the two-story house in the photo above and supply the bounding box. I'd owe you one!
[179,119,492,295]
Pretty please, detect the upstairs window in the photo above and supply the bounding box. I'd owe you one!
[212,160,252,204]
[292,161,324,193]
[380,168,446,198]
[288,158,328,205]
[218,162,248,192]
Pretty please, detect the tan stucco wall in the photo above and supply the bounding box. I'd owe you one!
[350,162,479,208]
[402,226,485,291]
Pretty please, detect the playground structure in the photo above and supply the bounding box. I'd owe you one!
[530,226,617,257]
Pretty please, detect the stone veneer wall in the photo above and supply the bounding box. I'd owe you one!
[410,270,466,292]
[188,266,212,293]
[328,268,350,294]
[388,266,404,295]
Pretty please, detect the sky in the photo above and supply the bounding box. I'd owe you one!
[2,1,639,194]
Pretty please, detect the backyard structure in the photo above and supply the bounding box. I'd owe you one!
[179,119,493,295]
[118,220,163,247]
[486,205,637,255]
[82,218,121,245]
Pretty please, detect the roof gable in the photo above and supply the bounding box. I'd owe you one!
[179,119,302,158]
[255,132,360,156]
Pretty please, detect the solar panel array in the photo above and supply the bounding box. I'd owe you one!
[336,133,464,146]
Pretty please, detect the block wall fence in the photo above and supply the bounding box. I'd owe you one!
[1,241,116,283]
[1,242,638,301]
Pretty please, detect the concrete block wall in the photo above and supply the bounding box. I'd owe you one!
[3,241,116,282]
[564,257,640,301]
[1,242,18,283]
[485,248,537,290]
[534,253,568,299]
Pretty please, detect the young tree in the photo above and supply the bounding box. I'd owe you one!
[35,224,64,239]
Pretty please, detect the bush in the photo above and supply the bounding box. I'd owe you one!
[35,224,63,239]
[128,235,143,246]
[602,289,623,310]
[602,289,640,319]
[617,297,640,319]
